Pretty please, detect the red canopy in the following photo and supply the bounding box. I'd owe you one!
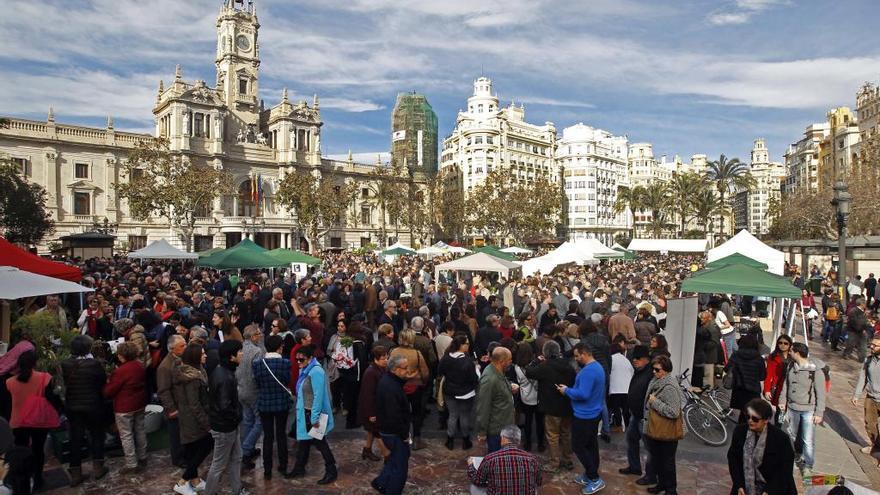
[0,237,82,282]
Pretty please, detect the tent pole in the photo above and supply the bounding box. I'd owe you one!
[799,301,808,348]
[786,300,796,338]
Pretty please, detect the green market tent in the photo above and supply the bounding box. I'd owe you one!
[681,264,801,298]
[198,240,286,270]
[267,248,322,266]
[197,247,223,258]
[474,246,518,262]
[382,246,417,256]
[704,253,768,271]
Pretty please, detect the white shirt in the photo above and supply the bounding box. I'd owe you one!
[715,311,733,335]
[609,353,634,394]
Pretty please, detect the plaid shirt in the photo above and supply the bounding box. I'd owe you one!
[467,445,542,495]
[252,355,293,413]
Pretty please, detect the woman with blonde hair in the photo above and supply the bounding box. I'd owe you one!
[389,329,430,450]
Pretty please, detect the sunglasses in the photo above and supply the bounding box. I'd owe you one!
[777,342,790,347]
[747,415,764,423]
[295,357,307,363]
[652,367,662,373]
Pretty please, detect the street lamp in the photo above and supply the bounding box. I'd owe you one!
[831,181,851,298]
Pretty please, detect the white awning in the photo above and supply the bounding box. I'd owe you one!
[627,238,709,253]
[707,230,785,275]
[128,239,199,260]
[0,266,94,299]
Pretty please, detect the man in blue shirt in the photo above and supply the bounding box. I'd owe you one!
[557,342,606,494]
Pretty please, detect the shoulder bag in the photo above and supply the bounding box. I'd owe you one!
[18,374,61,429]
[262,359,294,399]
[645,385,683,441]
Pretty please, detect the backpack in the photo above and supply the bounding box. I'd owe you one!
[808,364,832,397]
[826,305,840,321]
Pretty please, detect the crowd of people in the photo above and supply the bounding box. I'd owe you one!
[0,249,876,494]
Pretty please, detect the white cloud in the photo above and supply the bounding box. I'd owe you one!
[325,152,391,165]
[518,97,596,109]
[708,0,789,25]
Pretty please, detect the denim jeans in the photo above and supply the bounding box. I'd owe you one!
[204,429,242,495]
[486,434,501,453]
[625,413,655,479]
[239,401,262,458]
[445,396,474,439]
[600,401,610,435]
[374,434,410,495]
[786,409,815,468]
[721,332,738,360]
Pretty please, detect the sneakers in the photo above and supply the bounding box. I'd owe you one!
[174,482,196,495]
[581,477,606,494]
[574,474,589,486]
[192,479,206,492]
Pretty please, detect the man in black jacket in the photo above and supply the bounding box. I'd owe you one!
[844,297,871,362]
[373,354,412,495]
[204,340,244,495]
[619,345,656,485]
[525,340,576,472]
[475,314,503,359]
[61,335,108,486]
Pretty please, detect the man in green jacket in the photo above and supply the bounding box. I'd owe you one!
[476,347,517,453]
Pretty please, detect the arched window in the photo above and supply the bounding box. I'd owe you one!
[237,181,256,217]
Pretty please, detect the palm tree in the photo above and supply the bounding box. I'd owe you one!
[705,154,755,235]
[692,188,726,237]
[669,171,704,236]
[640,182,671,239]
[613,185,645,238]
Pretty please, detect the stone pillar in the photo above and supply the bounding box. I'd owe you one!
[105,155,118,221]
[44,149,60,220]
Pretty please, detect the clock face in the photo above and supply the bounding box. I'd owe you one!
[236,35,250,51]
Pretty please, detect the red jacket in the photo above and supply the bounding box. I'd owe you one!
[763,353,788,405]
[103,360,147,413]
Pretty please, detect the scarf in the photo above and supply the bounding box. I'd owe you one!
[743,426,768,495]
[296,357,319,394]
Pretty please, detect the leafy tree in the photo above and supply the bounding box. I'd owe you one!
[276,170,357,253]
[117,138,233,252]
[0,159,54,245]
[366,164,406,247]
[669,171,705,236]
[433,170,465,242]
[705,154,755,235]
[464,168,562,245]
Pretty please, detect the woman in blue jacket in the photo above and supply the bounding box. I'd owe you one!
[287,345,337,484]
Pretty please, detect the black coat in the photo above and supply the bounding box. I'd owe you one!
[524,358,576,417]
[627,364,653,421]
[376,372,411,439]
[437,353,479,397]
[61,357,107,414]
[728,347,766,410]
[581,332,611,375]
[208,362,242,433]
[727,423,797,495]
[474,326,502,358]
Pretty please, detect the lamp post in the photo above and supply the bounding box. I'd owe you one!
[831,181,852,298]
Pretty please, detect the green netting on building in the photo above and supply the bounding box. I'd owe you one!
[391,92,438,173]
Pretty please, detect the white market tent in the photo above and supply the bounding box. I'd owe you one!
[434,252,521,282]
[447,246,472,254]
[500,246,533,255]
[0,266,94,300]
[627,238,709,253]
[128,239,198,260]
[707,230,785,276]
[416,245,446,256]
[521,239,616,276]
[386,241,416,253]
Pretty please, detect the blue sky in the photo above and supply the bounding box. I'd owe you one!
[2,0,878,164]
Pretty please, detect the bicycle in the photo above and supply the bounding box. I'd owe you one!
[701,385,737,423]
[678,369,729,446]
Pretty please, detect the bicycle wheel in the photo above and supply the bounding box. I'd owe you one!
[684,404,728,446]
[702,391,736,423]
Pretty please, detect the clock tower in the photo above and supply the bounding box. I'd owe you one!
[216,0,260,131]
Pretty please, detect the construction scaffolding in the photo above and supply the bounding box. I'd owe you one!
[391,92,438,173]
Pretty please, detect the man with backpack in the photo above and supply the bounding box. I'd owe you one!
[852,336,880,454]
[778,342,827,477]
[825,293,844,349]
[844,297,871,362]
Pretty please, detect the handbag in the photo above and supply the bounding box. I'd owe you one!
[18,374,61,429]
[403,352,423,395]
[645,408,683,441]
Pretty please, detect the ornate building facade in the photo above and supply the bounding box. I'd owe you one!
[556,124,630,244]
[734,139,785,236]
[0,0,425,252]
